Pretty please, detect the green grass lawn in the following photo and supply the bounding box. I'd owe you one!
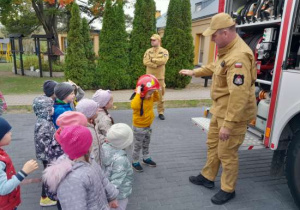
[0,63,66,94]
[0,63,13,71]
[5,99,212,114]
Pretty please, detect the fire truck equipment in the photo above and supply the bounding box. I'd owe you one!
[256,99,270,132]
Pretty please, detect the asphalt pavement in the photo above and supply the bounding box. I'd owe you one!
[2,108,299,210]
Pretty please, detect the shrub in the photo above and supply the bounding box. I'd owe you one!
[162,0,194,88]
[16,55,64,72]
[97,0,130,90]
[129,0,156,88]
[64,3,89,88]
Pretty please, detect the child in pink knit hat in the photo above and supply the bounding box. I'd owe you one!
[92,89,114,145]
[43,111,88,208]
[43,125,119,210]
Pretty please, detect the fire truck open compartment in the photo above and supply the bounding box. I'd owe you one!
[192,0,287,149]
[286,1,300,70]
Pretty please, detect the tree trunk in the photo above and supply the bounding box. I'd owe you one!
[31,0,60,60]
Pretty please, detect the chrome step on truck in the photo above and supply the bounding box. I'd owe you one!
[191,117,266,150]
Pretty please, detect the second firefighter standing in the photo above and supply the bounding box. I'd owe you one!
[143,34,169,120]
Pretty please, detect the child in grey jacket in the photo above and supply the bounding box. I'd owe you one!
[102,123,134,210]
[43,125,119,210]
[32,95,57,206]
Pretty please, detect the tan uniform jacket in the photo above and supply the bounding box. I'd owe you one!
[194,36,257,130]
[143,46,169,79]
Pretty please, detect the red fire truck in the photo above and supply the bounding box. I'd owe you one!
[192,0,300,207]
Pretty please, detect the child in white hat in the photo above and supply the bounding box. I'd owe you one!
[92,89,114,144]
[102,123,134,210]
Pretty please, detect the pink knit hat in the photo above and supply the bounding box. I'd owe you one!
[55,111,88,144]
[59,125,92,160]
[92,89,111,108]
[56,111,88,127]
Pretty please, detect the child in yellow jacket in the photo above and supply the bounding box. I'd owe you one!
[131,74,160,172]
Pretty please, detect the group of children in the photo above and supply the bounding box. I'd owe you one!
[0,74,161,210]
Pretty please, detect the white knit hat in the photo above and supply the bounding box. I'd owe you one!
[107,123,133,150]
[76,99,98,119]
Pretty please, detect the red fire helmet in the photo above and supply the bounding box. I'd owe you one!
[136,74,160,98]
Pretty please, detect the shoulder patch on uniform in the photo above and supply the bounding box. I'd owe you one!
[233,74,244,86]
[234,62,243,68]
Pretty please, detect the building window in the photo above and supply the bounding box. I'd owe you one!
[196,0,213,12]
[61,37,68,52]
[91,37,94,51]
[195,2,202,12]
[198,35,205,65]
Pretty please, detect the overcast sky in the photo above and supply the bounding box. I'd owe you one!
[154,0,170,14]
[88,0,170,29]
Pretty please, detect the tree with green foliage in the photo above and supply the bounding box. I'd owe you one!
[65,3,89,88]
[0,0,133,49]
[162,0,194,88]
[181,0,194,70]
[97,0,130,90]
[81,17,97,88]
[129,0,156,87]
[0,0,40,36]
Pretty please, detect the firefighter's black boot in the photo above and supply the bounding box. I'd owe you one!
[189,174,215,189]
[211,190,235,205]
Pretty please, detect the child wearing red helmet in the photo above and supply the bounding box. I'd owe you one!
[130,74,160,172]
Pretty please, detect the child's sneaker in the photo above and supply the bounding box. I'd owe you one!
[40,197,57,207]
[132,162,143,172]
[142,158,156,167]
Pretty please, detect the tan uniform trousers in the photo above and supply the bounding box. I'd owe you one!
[157,79,165,114]
[201,115,248,193]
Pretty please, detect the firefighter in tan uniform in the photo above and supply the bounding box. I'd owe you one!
[180,13,257,205]
[143,34,169,120]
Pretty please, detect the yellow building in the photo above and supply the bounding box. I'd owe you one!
[58,29,100,58]
[156,0,218,66]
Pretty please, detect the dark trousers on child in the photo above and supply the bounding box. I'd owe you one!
[41,160,48,198]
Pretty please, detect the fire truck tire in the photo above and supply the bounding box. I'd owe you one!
[286,132,300,208]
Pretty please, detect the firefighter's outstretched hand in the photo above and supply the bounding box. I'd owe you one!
[219,127,231,141]
[179,69,194,76]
